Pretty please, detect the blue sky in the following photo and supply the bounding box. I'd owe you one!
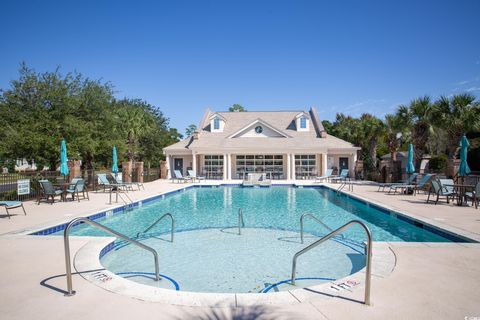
[1,0,479,135]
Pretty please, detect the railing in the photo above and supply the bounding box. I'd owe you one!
[238,208,245,235]
[291,220,372,306]
[337,179,353,193]
[63,217,160,296]
[136,213,175,242]
[108,187,134,206]
[300,212,335,244]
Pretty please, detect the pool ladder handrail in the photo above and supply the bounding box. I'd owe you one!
[291,219,372,306]
[63,217,160,297]
[136,213,175,242]
[109,187,134,208]
[300,212,338,244]
[337,179,353,193]
[238,208,245,235]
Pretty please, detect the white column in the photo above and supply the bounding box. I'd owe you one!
[227,154,232,180]
[286,154,291,180]
[322,153,328,176]
[223,154,227,180]
[166,155,172,179]
[291,154,296,180]
[192,152,197,173]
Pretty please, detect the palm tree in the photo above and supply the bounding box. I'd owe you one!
[431,94,480,158]
[398,96,433,170]
[358,113,385,170]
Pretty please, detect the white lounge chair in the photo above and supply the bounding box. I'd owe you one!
[187,170,206,183]
[173,170,192,183]
[315,169,333,183]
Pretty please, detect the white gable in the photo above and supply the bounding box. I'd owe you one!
[229,119,288,138]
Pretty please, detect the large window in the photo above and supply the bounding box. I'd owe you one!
[213,117,220,130]
[295,154,316,179]
[203,155,223,179]
[235,155,284,179]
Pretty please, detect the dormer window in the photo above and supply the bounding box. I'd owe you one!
[295,113,309,131]
[210,113,225,132]
[300,116,307,129]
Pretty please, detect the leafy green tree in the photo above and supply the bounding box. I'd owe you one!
[0,64,180,171]
[229,104,246,112]
[185,124,197,137]
[430,94,480,158]
[358,113,386,169]
[384,107,410,162]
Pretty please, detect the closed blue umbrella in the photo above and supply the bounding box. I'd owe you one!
[406,143,415,174]
[112,146,119,175]
[458,135,471,177]
[60,139,69,177]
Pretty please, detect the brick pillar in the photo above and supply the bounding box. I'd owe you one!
[134,161,144,183]
[122,161,133,182]
[447,159,460,178]
[160,160,168,179]
[68,160,81,181]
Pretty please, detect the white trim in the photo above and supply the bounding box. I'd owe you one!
[227,118,291,139]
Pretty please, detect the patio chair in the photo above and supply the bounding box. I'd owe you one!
[315,169,333,183]
[387,173,419,194]
[65,178,89,202]
[258,173,272,187]
[38,180,64,204]
[330,169,349,183]
[173,170,191,183]
[465,182,479,209]
[0,201,27,219]
[112,173,145,190]
[106,173,136,191]
[187,170,205,183]
[426,178,457,205]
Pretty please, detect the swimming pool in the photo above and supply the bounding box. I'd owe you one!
[45,186,471,294]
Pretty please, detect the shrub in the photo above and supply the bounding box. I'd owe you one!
[428,155,448,173]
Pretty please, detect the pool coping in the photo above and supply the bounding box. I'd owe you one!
[73,230,397,306]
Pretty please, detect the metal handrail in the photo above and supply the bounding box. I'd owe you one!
[291,220,372,306]
[63,217,160,297]
[337,179,353,193]
[300,212,334,244]
[238,208,245,235]
[109,187,133,205]
[136,213,175,242]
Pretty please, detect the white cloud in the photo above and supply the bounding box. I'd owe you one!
[466,87,480,92]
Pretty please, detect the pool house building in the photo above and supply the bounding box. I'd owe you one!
[163,108,360,180]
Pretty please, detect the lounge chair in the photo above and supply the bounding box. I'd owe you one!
[315,169,333,183]
[465,182,479,209]
[258,173,272,187]
[426,178,457,204]
[97,173,127,192]
[0,201,26,219]
[38,180,64,204]
[187,170,206,183]
[412,174,434,195]
[173,170,191,183]
[330,169,349,183]
[112,173,145,190]
[65,178,89,202]
[387,173,419,194]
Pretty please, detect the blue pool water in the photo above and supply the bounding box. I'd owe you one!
[64,186,459,243]
[57,186,467,293]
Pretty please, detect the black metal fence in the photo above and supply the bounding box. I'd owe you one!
[0,167,161,201]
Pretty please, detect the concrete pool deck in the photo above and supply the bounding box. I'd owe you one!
[0,179,479,319]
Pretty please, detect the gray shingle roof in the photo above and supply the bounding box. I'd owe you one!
[164,109,359,153]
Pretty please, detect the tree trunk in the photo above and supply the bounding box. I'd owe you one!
[369,138,378,169]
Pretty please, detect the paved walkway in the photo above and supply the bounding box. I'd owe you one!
[0,179,479,319]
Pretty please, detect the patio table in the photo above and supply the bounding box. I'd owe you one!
[444,184,475,206]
